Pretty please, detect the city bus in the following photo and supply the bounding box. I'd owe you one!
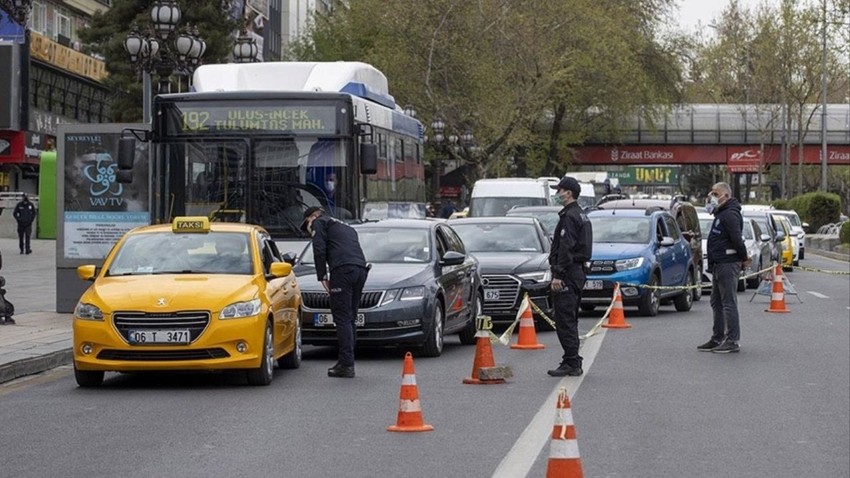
[117,62,425,241]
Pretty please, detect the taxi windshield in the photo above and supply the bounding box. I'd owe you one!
[106,232,253,276]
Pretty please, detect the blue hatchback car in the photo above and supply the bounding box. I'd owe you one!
[582,208,694,316]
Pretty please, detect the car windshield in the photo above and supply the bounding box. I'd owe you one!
[451,223,543,252]
[470,197,548,216]
[774,212,801,228]
[590,216,650,244]
[742,221,754,240]
[300,227,431,263]
[107,232,253,276]
[507,210,560,235]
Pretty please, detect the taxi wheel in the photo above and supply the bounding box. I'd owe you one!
[639,274,660,317]
[458,292,481,346]
[246,320,274,386]
[74,364,104,388]
[420,302,444,357]
[277,316,302,369]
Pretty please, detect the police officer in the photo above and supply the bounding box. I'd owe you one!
[547,177,593,377]
[13,193,37,255]
[301,207,368,378]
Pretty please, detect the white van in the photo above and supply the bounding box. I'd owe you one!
[469,178,551,217]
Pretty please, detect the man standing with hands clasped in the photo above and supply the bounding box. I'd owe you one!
[547,177,593,377]
[699,182,751,354]
[13,193,36,255]
[301,207,369,378]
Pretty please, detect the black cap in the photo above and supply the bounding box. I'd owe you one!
[550,176,581,198]
[300,206,324,231]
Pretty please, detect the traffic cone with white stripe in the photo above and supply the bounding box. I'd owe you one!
[511,296,544,350]
[387,352,434,432]
[765,263,790,313]
[463,316,506,385]
[602,283,631,329]
[545,387,584,478]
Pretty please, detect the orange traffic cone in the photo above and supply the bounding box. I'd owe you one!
[602,283,631,329]
[463,316,506,385]
[511,296,544,350]
[387,352,434,432]
[765,263,790,313]
[545,387,584,478]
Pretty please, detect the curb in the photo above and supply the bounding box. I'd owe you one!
[809,249,850,263]
[0,348,73,385]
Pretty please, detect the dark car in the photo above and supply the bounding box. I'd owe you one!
[505,205,562,238]
[293,219,481,357]
[583,208,694,316]
[448,216,553,323]
[596,197,703,302]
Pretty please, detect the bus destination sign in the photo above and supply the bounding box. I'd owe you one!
[163,103,339,135]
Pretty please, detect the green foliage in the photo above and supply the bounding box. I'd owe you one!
[840,221,850,244]
[771,199,790,210]
[789,192,841,232]
[78,0,238,122]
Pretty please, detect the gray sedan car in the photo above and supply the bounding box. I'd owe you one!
[293,219,481,357]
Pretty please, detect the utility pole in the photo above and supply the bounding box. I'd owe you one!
[820,0,828,191]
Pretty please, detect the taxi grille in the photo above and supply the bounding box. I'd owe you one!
[97,348,229,361]
[113,311,210,344]
[588,260,617,275]
[481,275,521,314]
[302,291,383,310]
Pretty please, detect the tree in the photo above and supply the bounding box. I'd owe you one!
[79,0,238,122]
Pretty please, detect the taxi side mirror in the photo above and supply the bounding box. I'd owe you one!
[77,265,97,281]
[268,262,292,279]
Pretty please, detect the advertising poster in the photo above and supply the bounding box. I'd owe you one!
[63,132,150,260]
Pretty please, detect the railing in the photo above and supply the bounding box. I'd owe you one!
[816,222,847,235]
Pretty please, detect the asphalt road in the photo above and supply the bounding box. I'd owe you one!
[0,253,847,478]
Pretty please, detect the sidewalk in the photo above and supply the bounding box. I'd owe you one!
[0,238,72,384]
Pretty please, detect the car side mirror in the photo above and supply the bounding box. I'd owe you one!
[440,250,466,266]
[775,232,785,242]
[802,222,810,232]
[281,252,297,265]
[681,230,694,241]
[268,262,292,279]
[659,237,675,247]
[77,265,97,281]
[760,234,770,242]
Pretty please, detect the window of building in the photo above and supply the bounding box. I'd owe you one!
[29,0,47,34]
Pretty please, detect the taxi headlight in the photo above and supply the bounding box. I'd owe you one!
[221,299,261,319]
[400,286,426,301]
[74,302,104,321]
[616,257,644,271]
[517,271,551,283]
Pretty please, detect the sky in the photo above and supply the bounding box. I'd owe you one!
[674,0,781,33]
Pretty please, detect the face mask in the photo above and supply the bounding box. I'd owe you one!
[325,181,335,192]
[705,195,719,214]
[558,190,571,203]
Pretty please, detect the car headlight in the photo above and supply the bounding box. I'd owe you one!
[220,298,261,319]
[381,289,400,306]
[616,257,644,271]
[400,286,426,301]
[517,271,552,282]
[74,302,104,321]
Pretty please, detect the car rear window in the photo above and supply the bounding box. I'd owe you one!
[589,216,650,244]
[451,223,543,252]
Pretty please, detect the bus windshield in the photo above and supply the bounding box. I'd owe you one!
[167,137,355,238]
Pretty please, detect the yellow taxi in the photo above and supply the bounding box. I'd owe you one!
[774,215,795,271]
[73,217,302,387]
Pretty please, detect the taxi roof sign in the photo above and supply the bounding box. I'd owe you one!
[172,216,211,233]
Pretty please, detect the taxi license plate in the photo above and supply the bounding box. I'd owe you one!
[128,329,191,344]
[484,289,500,300]
[314,313,365,327]
[583,280,603,290]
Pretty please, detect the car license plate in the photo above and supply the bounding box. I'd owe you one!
[128,329,191,344]
[314,313,365,327]
[583,280,603,290]
[484,289,500,300]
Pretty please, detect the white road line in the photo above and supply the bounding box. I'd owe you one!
[806,291,830,299]
[491,328,606,478]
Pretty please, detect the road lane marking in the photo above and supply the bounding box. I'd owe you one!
[806,291,829,299]
[491,328,606,478]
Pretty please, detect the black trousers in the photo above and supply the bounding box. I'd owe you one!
[552,275,585,368]
[18,223,32,253]
[328,264,368,367]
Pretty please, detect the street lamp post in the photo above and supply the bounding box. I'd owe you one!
[124,0,206,123]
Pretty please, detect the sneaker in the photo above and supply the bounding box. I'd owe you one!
[711,341,740,354]
[697,340,721,352]
[547,363,583,377]
[327,365,355,378]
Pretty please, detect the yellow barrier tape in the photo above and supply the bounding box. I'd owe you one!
[791,265,850,275]
[619,264,776,291]
[527,294,557,330]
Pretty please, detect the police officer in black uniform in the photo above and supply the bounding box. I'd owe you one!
[13,193,37,255]
[301,207,368,378]
[547,177,593,377]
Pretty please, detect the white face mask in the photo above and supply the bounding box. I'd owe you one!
[325,181,336,192]
[705,195,720,214]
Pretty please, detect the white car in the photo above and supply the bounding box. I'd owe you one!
[698,214,768,292]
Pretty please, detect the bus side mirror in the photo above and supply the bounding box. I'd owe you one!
[118,138,136,170]
[116,170,133,184]
[360,143,377,175]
